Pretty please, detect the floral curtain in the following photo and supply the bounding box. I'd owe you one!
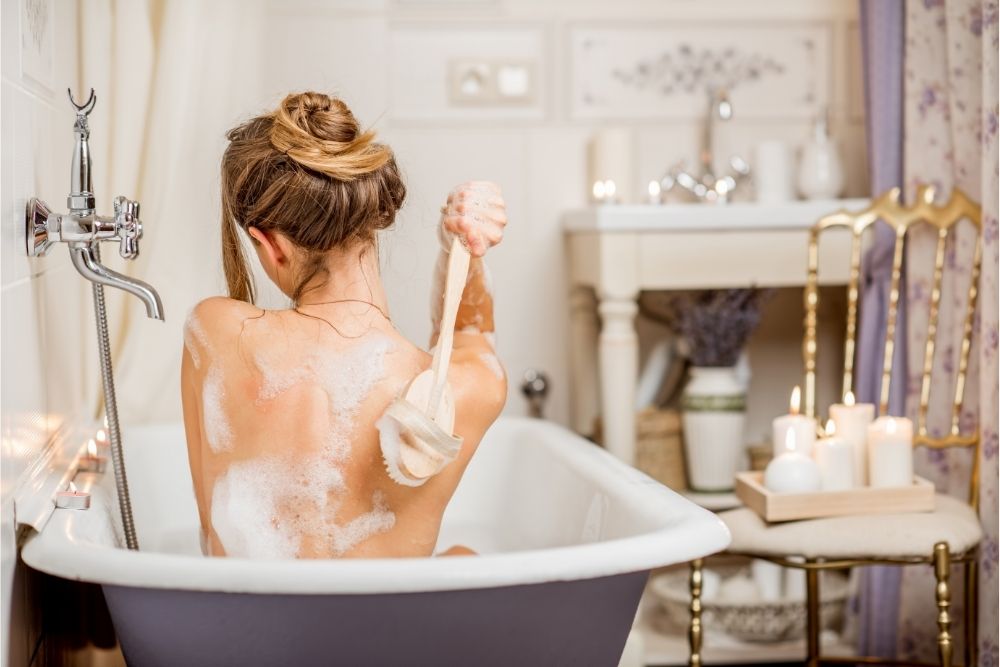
[898,0,998,662]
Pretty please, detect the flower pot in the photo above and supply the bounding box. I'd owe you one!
[682,366,747,492]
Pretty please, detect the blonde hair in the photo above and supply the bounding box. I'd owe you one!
[221,92,405,304]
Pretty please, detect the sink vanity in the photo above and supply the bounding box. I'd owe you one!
[563,199,869,463]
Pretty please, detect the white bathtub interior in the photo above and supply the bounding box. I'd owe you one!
[124,417,695,557]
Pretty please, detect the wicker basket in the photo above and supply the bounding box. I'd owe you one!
[594,407,687,490]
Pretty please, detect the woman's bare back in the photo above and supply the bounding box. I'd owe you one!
[182,294,503,559]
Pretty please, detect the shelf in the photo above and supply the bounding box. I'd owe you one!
[563,199,870,233]
[636,603,856,666]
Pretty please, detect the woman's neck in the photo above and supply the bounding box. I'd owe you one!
[294,242,389,314]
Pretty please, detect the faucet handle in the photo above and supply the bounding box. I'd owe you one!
[113,196,141,259]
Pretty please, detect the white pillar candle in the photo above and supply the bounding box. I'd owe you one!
[754,140,794,203]
[814,420,856,491]
[829,390,875,486]
[867,416,914,488]
[588,128,633,204]
[772,386,817,457]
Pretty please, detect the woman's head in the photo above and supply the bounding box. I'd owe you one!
[221,91,405,304]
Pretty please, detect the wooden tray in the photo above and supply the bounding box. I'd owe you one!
[734,471,936,522]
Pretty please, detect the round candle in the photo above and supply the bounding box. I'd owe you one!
[867,416,914,487]
[772,386,817,457]
[829,391,875,486]
[588,128,633,203]
[814,420,855,491]
[764,452,821,493]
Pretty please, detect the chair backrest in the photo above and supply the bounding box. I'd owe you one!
[803,186,982,507]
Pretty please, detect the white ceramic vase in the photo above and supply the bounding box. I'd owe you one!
[682,366,747,492]
[797,116,844,200]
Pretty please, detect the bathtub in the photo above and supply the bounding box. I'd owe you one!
[21,417,729,667]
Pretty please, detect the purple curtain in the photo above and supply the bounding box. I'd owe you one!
[855,0,907,657]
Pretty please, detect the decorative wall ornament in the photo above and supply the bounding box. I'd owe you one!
[569,24,831,120]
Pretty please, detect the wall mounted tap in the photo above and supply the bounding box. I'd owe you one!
[659,88,751,205]
[25,89,163,320]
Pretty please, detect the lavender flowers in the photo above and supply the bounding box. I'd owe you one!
[642,289,773,367]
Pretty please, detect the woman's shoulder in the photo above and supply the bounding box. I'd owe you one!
[185,297,263,350]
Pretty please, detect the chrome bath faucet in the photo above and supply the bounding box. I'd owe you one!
[659,88,751,205]
[25,88,163,320]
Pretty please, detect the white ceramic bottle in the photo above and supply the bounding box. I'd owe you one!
[797,111,844,200]
[681,366,747,491]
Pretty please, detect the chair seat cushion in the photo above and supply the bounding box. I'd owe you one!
[720,493,982,559]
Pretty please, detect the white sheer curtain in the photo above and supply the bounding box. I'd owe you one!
[79,0,265,422]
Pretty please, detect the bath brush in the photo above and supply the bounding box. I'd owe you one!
[382,237,469,484]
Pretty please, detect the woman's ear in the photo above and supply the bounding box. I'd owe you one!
[248,227,286,268]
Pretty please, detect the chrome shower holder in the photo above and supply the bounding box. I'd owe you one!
[25,88,164,551]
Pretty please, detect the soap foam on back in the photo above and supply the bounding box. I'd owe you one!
[183,309,210,369]
[210,331,398,557]
[202,365,233,453]
[211,457,302,559]
[330,490,397,555]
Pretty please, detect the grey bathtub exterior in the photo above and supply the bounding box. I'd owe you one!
[104,572,648,667]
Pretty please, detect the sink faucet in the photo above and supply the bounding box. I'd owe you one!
[660,88,751,205]
[25,88,163,320]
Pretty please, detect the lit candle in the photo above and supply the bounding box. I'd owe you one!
[95,427,108,444]
[603,179,618,203]
[588,128,634,203]
[592,180,607,203]
[79,438,107,474]
[829,390,875,485]
[647,179,662,204]
[764,430,822,493]
[772,386,817,457]
[55,482,91,510]
[867,416,914,488]
[813,420,855,491]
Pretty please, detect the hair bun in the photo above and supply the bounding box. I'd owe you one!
[269,91,390,180]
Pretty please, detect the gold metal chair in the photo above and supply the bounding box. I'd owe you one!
[688,186,983,667]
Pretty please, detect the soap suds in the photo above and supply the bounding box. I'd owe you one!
[202,365,233,453]
[210,332,399,558]
[211,457,301,559]
[377,412,426,487]
[183,310,210,369]
[483,331,497,349]
[253,334,392,460]
[479,352,505,381]
[458,325,481,335]
[330,490,396,555]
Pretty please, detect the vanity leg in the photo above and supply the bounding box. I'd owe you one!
[569,286,600,437]
[597,294,638,464]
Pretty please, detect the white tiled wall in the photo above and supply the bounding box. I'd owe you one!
[259,0,864,426]
[1,0,82,665]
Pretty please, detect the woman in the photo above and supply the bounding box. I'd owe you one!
[181,92,507,559]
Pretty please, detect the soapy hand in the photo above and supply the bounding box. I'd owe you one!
[440,181,507,257]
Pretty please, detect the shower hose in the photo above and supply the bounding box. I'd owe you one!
[91,246,139,551]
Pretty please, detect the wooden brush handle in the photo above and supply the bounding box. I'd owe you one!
[427,237,470,417]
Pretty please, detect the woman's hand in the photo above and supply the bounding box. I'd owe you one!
[440,181,507,257]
